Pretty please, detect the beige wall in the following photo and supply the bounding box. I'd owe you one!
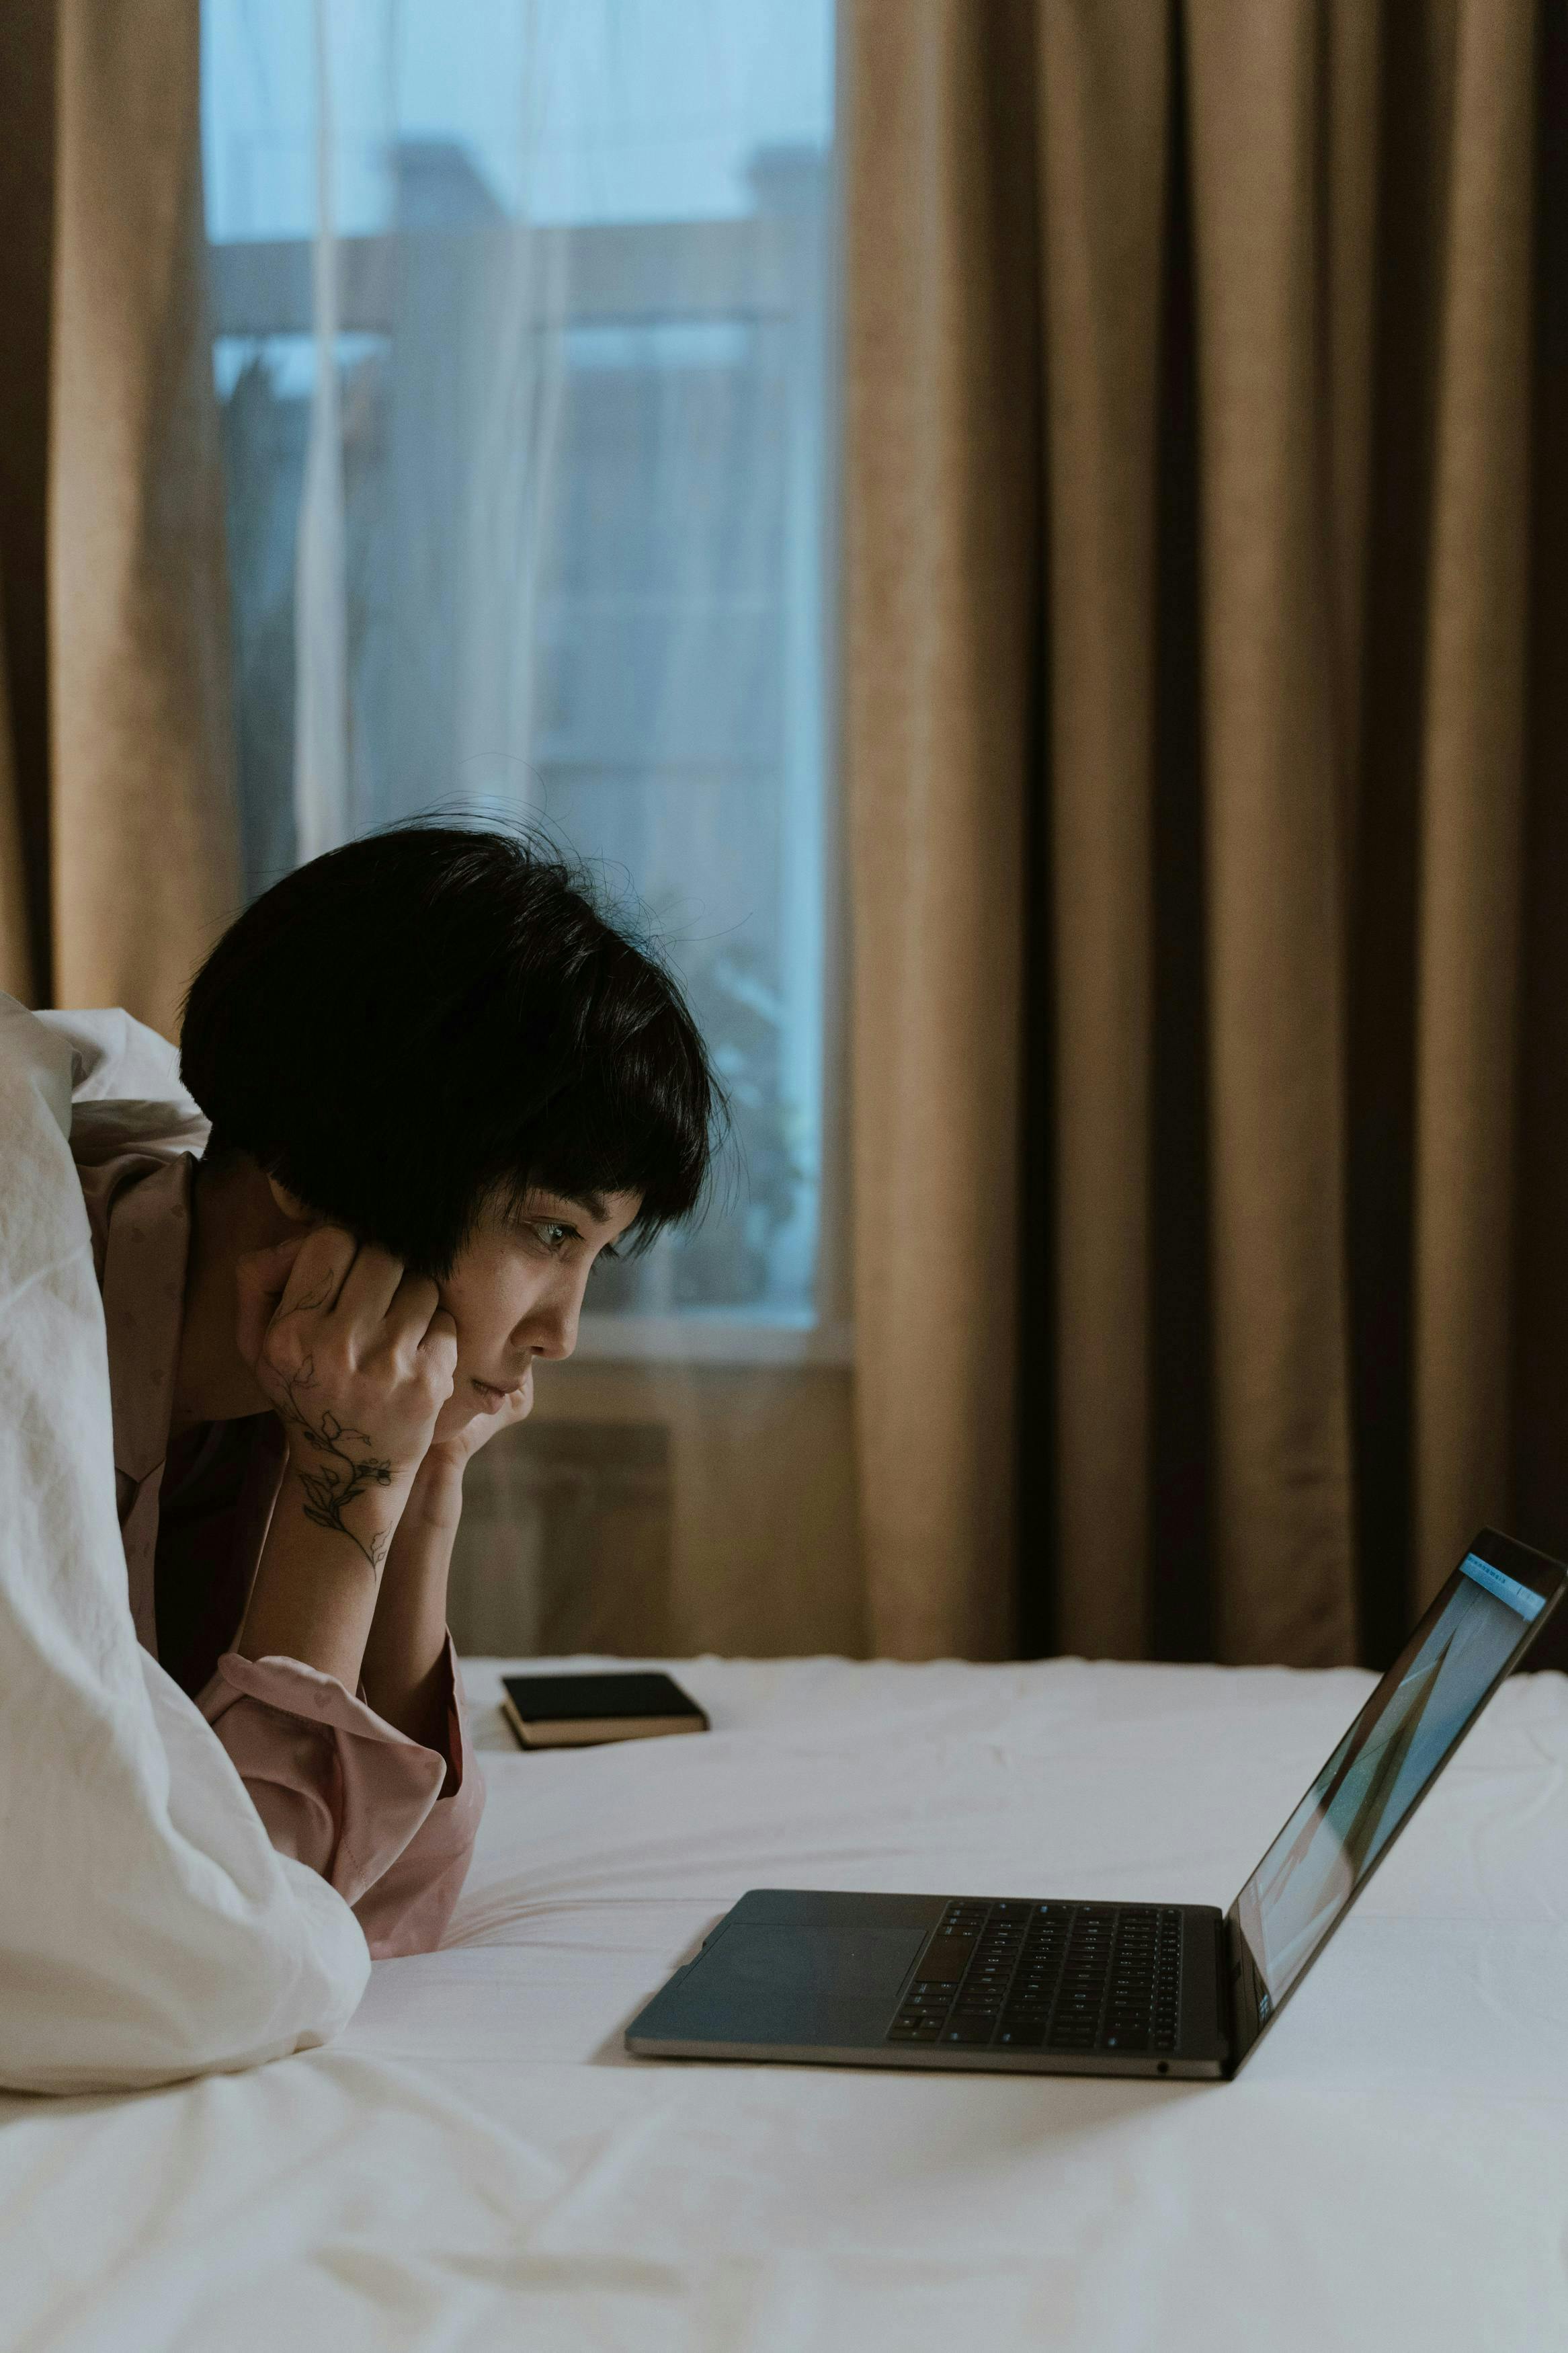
[450,1359,864,1661]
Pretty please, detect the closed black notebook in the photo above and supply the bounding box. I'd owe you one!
[500,1671,709,1750]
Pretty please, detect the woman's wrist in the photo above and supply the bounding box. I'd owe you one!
[278,1433,416,1569]
[361,1453,464,1762]
[237,1493,388,1686]
[405,1447,467,1533]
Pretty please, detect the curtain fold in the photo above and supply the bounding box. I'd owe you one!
[0,0,239,1037]
[0,588,31,1004]
[0,0,58,1007]
[1182,0,1360,1666]
[1037,3,1165,1661]
[1409,1,1537,1605]
[845,0,1566,1666]
[843,0,1041,1659]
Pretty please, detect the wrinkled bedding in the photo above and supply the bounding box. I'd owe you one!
[0,996,368,2093]
[4,1649,1567,2351]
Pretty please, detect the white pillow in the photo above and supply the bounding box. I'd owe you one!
[0,994,369,2092]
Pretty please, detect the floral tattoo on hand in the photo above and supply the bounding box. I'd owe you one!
[276,1355,395,1569]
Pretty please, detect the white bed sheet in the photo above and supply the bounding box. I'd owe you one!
[5,1652,1568,2351]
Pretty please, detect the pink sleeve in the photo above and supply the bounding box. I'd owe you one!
[198,1638,486,1960]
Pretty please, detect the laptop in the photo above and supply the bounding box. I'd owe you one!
[626,1527,1567,2081]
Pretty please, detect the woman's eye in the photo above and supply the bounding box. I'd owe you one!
[532,1220,573,1253]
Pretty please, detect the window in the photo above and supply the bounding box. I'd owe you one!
[202,1,843,1359]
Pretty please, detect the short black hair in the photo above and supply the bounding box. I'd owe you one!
[180,823,718,1277]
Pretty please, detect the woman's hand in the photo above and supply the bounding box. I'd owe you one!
[430,1378,533,1472]
[359,1388,533,1761]
[236,1226,458,1569]
[382,1378,532,1549]
[414,1378,532,1507]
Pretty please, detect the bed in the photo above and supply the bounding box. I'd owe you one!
[4,1650,1567,2351]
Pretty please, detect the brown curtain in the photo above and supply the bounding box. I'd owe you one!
[0,0,238,1038]
[845,0,1568,1667]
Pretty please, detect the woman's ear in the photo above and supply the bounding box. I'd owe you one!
[266,1174,316,1225]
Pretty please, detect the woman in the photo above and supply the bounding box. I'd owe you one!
[79,824,714,1957]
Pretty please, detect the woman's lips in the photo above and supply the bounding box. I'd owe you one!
[470,1378,512,1404]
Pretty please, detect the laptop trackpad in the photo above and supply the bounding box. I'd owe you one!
[676,1920,928,2043]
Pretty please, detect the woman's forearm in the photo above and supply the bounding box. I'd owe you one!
[235,1463,391,1689]
[358,1455,464,1776]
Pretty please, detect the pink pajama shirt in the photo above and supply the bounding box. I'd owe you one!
[77,1132,484,1958]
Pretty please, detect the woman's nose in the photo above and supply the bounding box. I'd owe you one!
[520,1281,581,1361]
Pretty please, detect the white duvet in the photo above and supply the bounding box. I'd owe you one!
[0,994,368,2093]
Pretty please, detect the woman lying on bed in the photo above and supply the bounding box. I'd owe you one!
[81,824,714,1958]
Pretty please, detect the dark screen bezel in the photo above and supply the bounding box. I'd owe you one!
[1223,1526,1568,2073]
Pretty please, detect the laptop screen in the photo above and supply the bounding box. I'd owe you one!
[1233,1550,1550,2011]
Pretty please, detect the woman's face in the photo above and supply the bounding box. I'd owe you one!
[431,1185,642,1437]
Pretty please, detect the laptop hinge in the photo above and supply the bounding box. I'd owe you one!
[1221,1907,1268,2075]
[1216,1912,1235,2059]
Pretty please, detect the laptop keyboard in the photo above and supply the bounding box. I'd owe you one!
[886,1899,1183,2055]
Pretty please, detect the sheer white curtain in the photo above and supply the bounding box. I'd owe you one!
[203,1,860,1655]
[206,0,835,1332]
